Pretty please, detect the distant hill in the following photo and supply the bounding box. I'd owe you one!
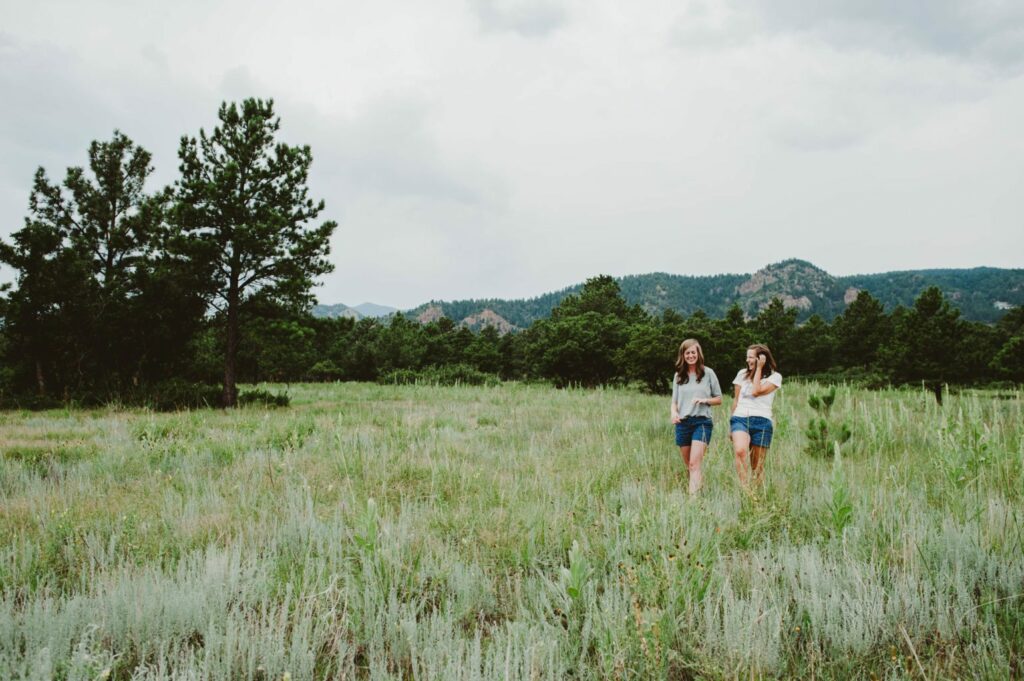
[312,302,399,320]
[352,302,398,318]
[312,303,362,320]
[393,260,1023,328]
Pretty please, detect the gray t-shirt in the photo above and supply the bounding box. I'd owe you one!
[671,367,722,419]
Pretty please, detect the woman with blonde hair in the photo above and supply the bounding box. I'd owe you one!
[671,339,722,496]
[730,344,782,487]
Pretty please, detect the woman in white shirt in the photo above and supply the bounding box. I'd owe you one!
[671,339,722,496]
[730,344,782,487]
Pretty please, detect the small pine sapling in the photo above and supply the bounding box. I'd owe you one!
[804,386,852,458]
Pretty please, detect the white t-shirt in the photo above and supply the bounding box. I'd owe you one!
[732,369,782,420]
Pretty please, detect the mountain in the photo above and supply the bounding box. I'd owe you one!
[352,302,398,318]
[397,260,1024,326]
[311,302,399,320]
[312,303,362,320]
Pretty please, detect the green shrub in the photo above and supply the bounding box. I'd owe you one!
[238,389,290,408]
[142,379,224,411]
[804,386,852,458]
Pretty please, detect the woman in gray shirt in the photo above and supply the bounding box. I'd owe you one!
[671,339,723,496]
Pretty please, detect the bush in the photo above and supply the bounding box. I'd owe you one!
[0,393,64,411]
[238,389,290,407]
[142,379,224,411]
[377,363,500,387]
[804,386,852,459]
[309,359,344,381]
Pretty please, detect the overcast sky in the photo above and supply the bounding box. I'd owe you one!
[2,0,1023,309]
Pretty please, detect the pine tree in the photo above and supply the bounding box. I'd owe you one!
[174,99,337,406]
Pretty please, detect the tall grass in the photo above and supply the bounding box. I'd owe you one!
[1,381,1021,679]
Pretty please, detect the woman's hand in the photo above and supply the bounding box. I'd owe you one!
[756,354,766,370]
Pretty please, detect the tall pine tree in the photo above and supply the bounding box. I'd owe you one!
[174,99,337,406]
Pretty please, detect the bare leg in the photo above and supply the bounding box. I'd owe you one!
[750,445,768,486]
[678,445,691,469]
[678,445,691,489]
[687,440,707,496]
[732,431,751,487]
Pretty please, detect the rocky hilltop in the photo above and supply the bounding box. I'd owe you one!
[317,260,1024,327]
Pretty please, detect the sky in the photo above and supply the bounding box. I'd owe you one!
[1,0,1023,310]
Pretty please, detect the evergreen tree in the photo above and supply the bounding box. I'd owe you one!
[790,314,836,375]
[834,290,891,367]
[175,99,337,406]
[526,276,634,387]
[0,132,202,402]
[989,307,1024,382]
[751,298,798,367]
[711,303,755,373]
[883,286,966,402]
[465,325,503,374]
[621,317,677,393]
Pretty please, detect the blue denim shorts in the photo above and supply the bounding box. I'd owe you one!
[675,416,713,447]
[730,415,774,447]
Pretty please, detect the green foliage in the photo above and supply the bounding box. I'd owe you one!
[834,290,891,364]
[884,287,967,388]
[174,98,337,406]
[804,386,852,458]
[0,131,206,402]
[620,319,678,394]
[142,379,224,411]
[238,389,290,408]
[524,276,636,387]
[559,540,592,603]
[827,456,854,538]
[752,298,798,367]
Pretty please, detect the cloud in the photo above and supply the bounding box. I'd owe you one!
[299,98,503,207]
[471,0,569,37]
[736,0,1024,71]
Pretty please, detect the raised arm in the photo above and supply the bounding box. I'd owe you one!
[750,355,778,397]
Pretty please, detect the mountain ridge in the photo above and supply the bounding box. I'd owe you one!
[315,260,1024,327]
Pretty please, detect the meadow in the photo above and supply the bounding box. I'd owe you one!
[0,381,1021,680]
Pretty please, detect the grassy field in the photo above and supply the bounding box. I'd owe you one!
[1,381,1022,679]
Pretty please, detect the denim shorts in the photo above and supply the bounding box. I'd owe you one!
[730,415,774,447]
[675,416,713,447]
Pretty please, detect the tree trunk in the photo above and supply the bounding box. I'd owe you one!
[223,282,240,408]
[35,360,46,397]
[929,381,943,406]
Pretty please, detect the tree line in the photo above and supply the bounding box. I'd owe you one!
[203,275,1023,397]
[2,103,1022,408]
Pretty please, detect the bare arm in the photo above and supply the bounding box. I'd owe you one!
[670,375,680,423]
[731,384,741,414]
[750,356,778,397]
